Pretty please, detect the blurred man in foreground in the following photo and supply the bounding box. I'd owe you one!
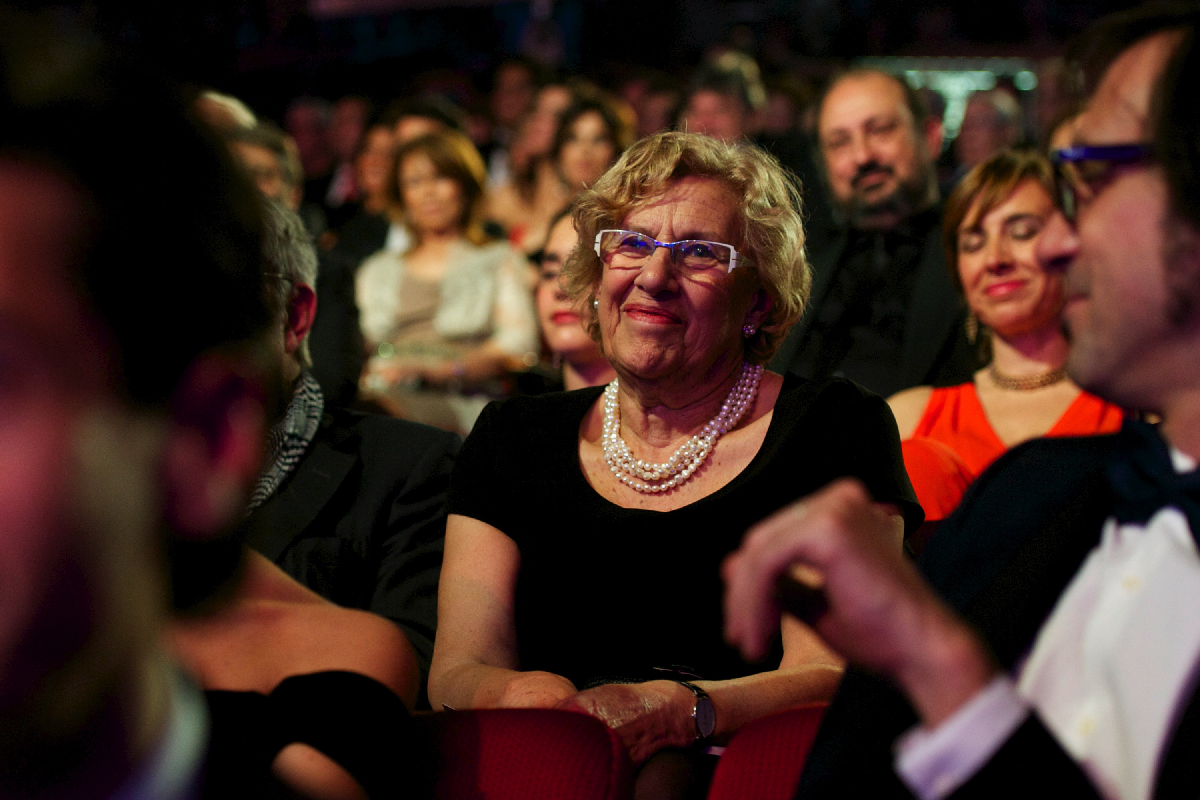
[726,5,1200,798]
[0,11,273,798]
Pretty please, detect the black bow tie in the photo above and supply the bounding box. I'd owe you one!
[1107,419,1200,544]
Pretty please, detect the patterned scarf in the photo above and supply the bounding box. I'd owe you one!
[246,371,325,513]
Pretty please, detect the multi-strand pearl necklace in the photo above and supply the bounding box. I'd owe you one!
[602,362,764,493]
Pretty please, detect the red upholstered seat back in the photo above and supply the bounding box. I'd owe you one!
[705,703,829,800]
[418,709,634,800]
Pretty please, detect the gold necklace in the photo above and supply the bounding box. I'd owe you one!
[988,363,1067,391]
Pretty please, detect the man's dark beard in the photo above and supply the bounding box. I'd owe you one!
[835,160,936,230]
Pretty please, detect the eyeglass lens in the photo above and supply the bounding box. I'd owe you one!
[601,231,732,271]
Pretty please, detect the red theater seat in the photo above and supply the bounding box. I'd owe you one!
[705,703,829,800]
[417,709,634,800]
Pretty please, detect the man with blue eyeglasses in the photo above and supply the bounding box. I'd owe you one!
[724,5,1200,799]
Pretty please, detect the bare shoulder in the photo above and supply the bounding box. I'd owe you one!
[885,385,934,439]
[297,605,420,704]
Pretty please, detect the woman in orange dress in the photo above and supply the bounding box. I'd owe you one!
[888,149,1125,521]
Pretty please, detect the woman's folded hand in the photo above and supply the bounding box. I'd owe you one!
[554,680,695,765]
[494,670,578,709]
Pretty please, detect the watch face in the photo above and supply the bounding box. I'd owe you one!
[695,696,716,739]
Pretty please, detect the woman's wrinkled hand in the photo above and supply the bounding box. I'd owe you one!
[494,671,578,709]
[554,680,695,765]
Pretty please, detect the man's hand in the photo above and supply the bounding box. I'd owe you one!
[494,671,578,709]
[722,479,997,727]
[554,681,695,765]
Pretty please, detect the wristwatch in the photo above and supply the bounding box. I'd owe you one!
[677,680,716,742]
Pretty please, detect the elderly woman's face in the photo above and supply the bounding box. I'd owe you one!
[957,178,1063,339]
[596,176,757,384]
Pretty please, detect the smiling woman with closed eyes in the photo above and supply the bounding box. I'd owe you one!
[888,149,1126,521]
[429,132,922,799]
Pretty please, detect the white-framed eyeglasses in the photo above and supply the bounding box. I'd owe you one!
[593,229,742,273]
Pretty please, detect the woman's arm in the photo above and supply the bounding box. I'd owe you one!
[555,608,847,764]
[428,514,577,710]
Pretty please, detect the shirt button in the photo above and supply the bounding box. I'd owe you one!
[1121,575,1142,591]
[1078,716,1096,738]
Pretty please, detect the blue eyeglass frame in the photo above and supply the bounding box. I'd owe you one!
[1051,143,1156,221]
[593,229,742,273]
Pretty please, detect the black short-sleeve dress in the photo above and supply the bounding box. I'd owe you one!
[448,374,920,689]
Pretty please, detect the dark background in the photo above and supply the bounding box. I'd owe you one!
[52,0,1143,119]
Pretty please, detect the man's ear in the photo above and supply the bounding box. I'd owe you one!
[284,282,317,356]
[162,354,267,540]
[922,116,945,162]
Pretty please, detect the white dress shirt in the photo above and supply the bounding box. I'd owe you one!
[895,450,1200,800]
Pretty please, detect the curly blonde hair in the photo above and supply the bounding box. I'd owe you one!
[562,131,811,364]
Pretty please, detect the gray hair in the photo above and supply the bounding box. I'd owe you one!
[261,198,319,368]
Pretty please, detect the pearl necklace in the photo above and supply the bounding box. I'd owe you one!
[602,362,764,493]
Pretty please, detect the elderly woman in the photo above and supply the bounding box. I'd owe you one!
[888,149,1124,520]
[356,129,538,434]
[429,132,919,795]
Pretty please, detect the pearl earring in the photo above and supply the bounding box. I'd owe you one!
[593,298,600,311]
[742,324,757,337]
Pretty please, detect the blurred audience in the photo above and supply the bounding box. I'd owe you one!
[679,54,765,142]
[327,118,397,267]
[324,95,371,225]
[954,88,1025,172]
[534,208,616,390]
[889,149,1124,521]
[286,96,336,217]
[760,73,817,138]
[358,129,538,434]
[485,57,539,187]
[486,79,576,253]
[756,71,834,253]
[552,90,635,193]
[229,122,305,212]
[389,94,470,145]
[769,68,977,398]
[622,69,684,139]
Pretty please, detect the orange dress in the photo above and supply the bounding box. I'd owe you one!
[904,382,1126,519]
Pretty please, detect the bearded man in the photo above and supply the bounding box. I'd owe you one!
[769,69,976,398]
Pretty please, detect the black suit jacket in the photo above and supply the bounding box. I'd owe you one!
[246,408,460,686]
[768,220,976,394]
[795,434,1200,799]
[308,249,366,409]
